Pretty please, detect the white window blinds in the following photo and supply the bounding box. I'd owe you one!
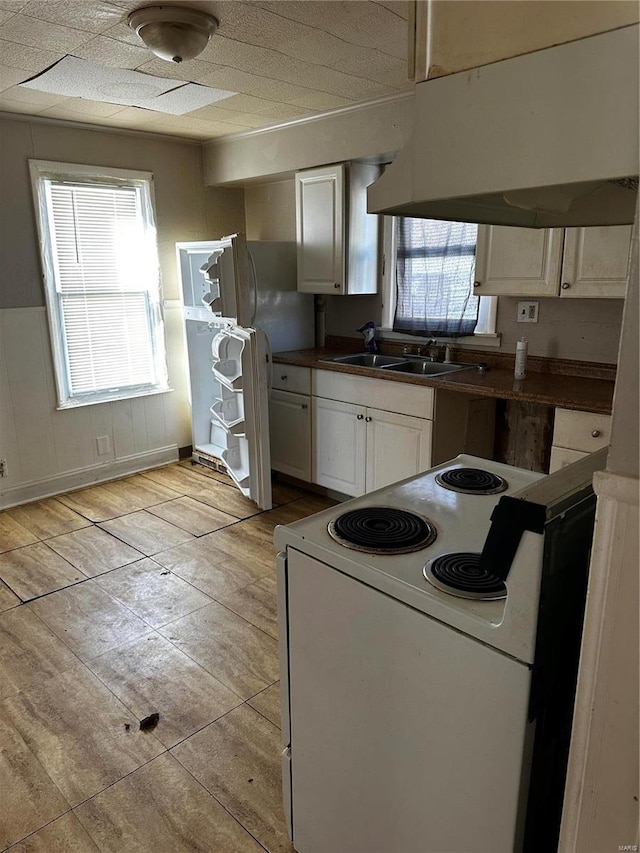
[394,218,479,337]
[31,162,168,408]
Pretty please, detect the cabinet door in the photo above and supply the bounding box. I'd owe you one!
[560,226,631,298]
[312,397,366,496]
[295,165,345,295]
[269,390,311,482]
[365,408,432,493]
[475,225,563,296]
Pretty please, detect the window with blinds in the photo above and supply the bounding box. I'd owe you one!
[394,218,479,337]
[30,161,168,408]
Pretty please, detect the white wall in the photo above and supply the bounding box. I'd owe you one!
[0,115,245,508]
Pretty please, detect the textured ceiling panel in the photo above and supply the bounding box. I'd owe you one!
[0,0,410,141]
[20,0,124,33]
[73,34,150,68]
[0,37,63,72]
[257,1,408,58]
[0,13,89,50]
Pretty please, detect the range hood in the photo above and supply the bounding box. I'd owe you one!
[368,25,639,228]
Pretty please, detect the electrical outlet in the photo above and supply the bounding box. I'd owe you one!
[517,301,539,323]
[96,436,111,456]
[0,458,6,478]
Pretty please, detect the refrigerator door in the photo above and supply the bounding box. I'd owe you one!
[207,324,272,510]
[176,235,252,326]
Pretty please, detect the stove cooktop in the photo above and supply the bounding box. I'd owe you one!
[423,552,507,601]
[435,467,508,495]
[327,506,437,555]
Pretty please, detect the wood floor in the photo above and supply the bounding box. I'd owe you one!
[0,462,335,852]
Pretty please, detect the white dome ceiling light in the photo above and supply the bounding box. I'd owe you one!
[128,6,219,64]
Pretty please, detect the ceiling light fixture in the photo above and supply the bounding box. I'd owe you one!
[128,5,218,64]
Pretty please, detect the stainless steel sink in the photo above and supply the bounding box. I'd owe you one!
[325,354,408,368]
[383,359,471,375]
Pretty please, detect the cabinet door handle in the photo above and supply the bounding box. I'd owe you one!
[591,429,601,438]
[473,281,481,288]
[365,416,372,422]
[301,403,308,409]
[333,282,341,289]
[356,414,364,420]
[280,374,287,380]
[561,282,571,290]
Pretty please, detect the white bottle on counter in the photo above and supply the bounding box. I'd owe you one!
[514,337,528,379]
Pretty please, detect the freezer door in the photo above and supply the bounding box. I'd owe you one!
[208,325,272,510]
[175,235,252,326]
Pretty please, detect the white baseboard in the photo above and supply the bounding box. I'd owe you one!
[0,446,179,509]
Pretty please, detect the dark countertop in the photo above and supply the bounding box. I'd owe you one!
[272,348,615,415]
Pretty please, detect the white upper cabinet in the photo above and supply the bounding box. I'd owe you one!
[475,224,632,298]
[295,163,379,295]
[474,226,564,296]
[296,165,345,294]
[560,226,632,298]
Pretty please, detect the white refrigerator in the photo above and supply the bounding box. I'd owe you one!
[176,234,313,510]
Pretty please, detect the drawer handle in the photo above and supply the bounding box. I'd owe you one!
[356,414,364,420]
[561,282,571,290]
[473,281,481,288]
[301,403,308,410]
[280,374,287,380]
[591,429,602,438]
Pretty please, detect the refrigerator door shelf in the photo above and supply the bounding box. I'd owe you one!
[211,390,245,432]
[199,249,223,280]
[201,281,221,310]
[223,440,251,491]
[212,362,243,390]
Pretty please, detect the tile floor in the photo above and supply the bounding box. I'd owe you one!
[0,462,336,852]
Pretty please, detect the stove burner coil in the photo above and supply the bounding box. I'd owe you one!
[435,467,508,495]
[328,506,437,554]
[424,552,507,601]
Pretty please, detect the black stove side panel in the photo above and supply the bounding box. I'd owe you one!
[523,492,597,853]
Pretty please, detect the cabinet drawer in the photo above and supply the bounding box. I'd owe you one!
[273,365,311,394]
[553,408,611,453]
[312,369,434,419]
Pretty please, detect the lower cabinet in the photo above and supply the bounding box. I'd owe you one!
[270,387,311,482]
[312,396,432,496]
[549,407,612,473]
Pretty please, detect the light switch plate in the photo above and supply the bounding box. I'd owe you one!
[96,435,111,456]
[517,301,539,323]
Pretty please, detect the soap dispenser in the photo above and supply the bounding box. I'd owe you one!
[357,321,378,353]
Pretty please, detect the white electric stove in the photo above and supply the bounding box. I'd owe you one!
[275,451,606,853]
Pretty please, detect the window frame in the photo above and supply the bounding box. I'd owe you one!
[30,160,170,409]
[380,217,498,346]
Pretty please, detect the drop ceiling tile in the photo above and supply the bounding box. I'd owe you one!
[0,38,63,72]
[186,103,267,127]
[20,0,124,34]
[328,49,410,90]
[199,65,314,104]
[289,91,354,109]
[73,34,150,69]
[0,64,31,91]
[134,57,220,85]
[0,95,36,112]
[0,84,68,106]
[217,93,284,114]
[0,12,90,51]
[258,1,408,59]
[100,18,143,47]
[42,96,129,116]
[257,102,314,121]
[137,83,236,115]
